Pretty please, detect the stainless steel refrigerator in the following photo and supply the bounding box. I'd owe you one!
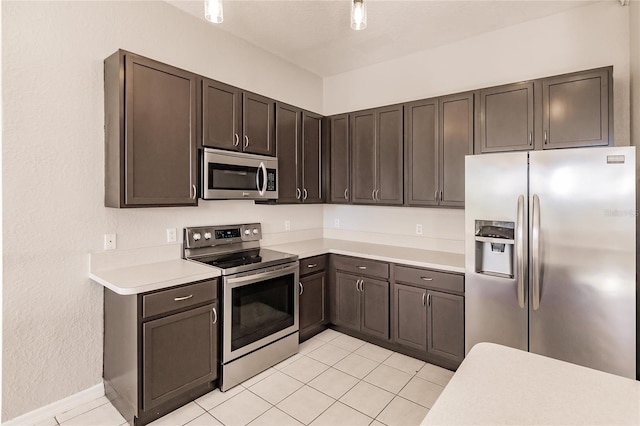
[465,147,636,379]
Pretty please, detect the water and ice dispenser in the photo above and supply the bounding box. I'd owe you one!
[474,220,515,278]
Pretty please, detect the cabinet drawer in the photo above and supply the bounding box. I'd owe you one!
[300,255,326,275]
[142,280,217,318]
[394,265,463,294]
[334,256,389,279]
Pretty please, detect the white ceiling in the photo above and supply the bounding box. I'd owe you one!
[167,0,600,77]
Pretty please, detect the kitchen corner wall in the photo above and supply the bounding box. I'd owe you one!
[1,1,322,421]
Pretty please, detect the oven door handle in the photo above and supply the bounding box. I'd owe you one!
[256,162,267,196]
[225,263,299,287]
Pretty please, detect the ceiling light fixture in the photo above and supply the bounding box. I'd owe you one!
[351,0,367,30]
[204,0,223,24]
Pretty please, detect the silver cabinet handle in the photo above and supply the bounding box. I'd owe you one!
[234,133,240,147]
[360,280,364,292]
[190,185,197,200]
[434,190,438,201]
[355,279,360,292]
[299,282,304,296]
[420,277,433,281]
[374,189,380,201]
[427,293,431,306]
[212,307,217,324]
[422,293,426,307]
[244,135,249,148]
[296,188,301,200]
[307,263,318,268]
[544,130,548,145]
[516,194,526,309]
[344,188,348,200]
[174,294,193,301]
[357,266,367,270]
[532,194,541,310]
[372,189,376,201]
[529,131,533,146]
[303,188,308,200]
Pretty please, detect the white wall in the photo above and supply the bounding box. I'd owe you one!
[632,0,640,150]
[322,1,630,250]
[1,1,323,421]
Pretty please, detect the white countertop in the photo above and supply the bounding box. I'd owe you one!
[90,259,221,295]
[265,238,464,273]
[422,342,640,425]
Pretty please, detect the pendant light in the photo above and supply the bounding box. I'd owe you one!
[204,0,223,24]
[351,0,367,30]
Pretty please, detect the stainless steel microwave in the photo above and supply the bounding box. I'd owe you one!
[201,148,278,200]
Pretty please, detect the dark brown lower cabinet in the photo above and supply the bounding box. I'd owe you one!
[299,272,327,339]
[334,271,390,340]
[104,279,219,426]
[427,290,464,363]
[142,303,218,410]
[394,284,428,352]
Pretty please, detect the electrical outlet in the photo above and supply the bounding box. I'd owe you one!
[334,218,340,228]
[285,220,291,231]
[104,234,117,250]
[416,224,423,235]
[166,228,177,243]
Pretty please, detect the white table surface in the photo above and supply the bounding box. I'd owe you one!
[422,342,640,425]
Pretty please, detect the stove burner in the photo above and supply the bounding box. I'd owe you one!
[200,251,263,270]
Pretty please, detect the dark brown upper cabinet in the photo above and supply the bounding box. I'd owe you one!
[476,82,534,153]
[405,93,472,208]
[202,78,275,156]
[351,105,403,205]
[542,67,612,149]
[439,92,473,208]
[275,103,323,203]
[329,114,350,203]
[104,50,198,208]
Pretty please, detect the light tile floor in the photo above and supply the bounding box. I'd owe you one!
[38,330,454,426]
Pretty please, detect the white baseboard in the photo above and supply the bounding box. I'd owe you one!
[3,383,105,426]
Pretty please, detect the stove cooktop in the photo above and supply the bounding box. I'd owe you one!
[192,248,298,276]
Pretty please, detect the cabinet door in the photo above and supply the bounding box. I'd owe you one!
[299,272,326,335]
[376,105,404,205]
[351,111,376,204]
[142,303,217,410]
[405,99,438,206]
[330,114,350,203]
[276,103,302,203]
[542,68,611,149]
[427,291,464,363]
[439,92,473,208]
[302,111,323,203]
[361,277,389,340]
[394,284,427,352]
[478,82,534,153]
[334,272,361,332]
[202,79,241,151]
[124,54,197,206]
[242,92,275,156]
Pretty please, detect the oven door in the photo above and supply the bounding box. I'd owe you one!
[202,148,278,200]
[223,262,299,363]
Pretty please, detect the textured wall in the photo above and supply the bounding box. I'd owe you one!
[323,1,631,146]
[1,1,322,421]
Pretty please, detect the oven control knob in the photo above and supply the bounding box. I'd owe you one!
[253,228,259,235]
[193,232,201,241]
[204,232,211,240]
[244,229,251,236]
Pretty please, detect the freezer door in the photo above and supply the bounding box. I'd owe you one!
[529,147,636,379]
[465,152,529,354]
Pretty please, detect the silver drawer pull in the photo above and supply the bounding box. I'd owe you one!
[357,266,367,270]
[174,294,194,301]
[420,277,433,281]
[212,307,217,324]
[307,263,318,268]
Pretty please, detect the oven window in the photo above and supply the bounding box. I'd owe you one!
[231,273,294,352]
[208,163,259,191]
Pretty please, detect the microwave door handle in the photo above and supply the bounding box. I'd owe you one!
[256,162,267,196]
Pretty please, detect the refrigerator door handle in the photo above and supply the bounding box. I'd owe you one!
[532,194,541,310]
[516,194,525,309]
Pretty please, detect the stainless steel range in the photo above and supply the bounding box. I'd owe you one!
[183,223,299,391]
